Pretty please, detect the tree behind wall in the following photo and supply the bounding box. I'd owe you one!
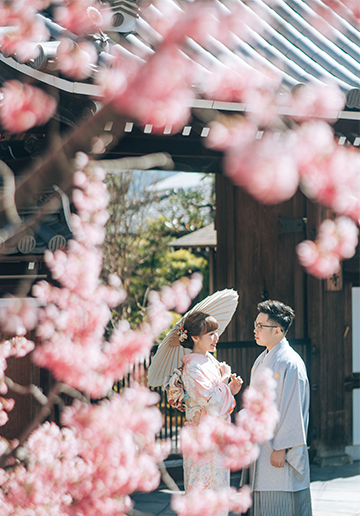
[102,170,213,326]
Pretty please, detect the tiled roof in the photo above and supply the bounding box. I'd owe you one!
[111,0,360,110]
[229,0,360,107]
[1,0,359,109]
[168,223,217,248]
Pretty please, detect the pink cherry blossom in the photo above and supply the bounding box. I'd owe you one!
[207,119,300,205]
[294,120,336,171]
[142,0,219,46]
[202,59,276,107]
[297,129,360,223]
[32,154,203,397]
[177,369,277,514]
[166,2,220,47]
[0,386,168,514]
[56,38,98,80]
[223,132,299,204]
[55,0,112,36]
[237,368,279,444]
[0,80,57,133]
[207,118,257,151]
[180,368,278,471]
[287,83,345,121]
[297,217,359,278]
[113,44,195,133]
[319,0,360,23]
[0,12,49,61]
[141,0,182,40]
[0,336,35,421]
[172,484,253,516]
[0,296,39,336]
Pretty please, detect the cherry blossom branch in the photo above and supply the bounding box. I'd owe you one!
[0,103,134,254]
[58,383,90,404]
[4,376,48,405]
[14,100,126,213]
[95,153,174,173]
[157,460,181,493]
[4,377,90,406]
[0,382,61,468]
[0,160,22,226]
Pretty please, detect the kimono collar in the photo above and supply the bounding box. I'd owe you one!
[266,337,289,357]
[181,352,212,365]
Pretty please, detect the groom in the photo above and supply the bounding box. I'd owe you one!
[247,299,312,516]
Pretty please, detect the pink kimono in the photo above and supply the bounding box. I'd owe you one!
[181,352,235,496]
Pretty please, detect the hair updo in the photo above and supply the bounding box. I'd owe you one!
[180,311,219,349]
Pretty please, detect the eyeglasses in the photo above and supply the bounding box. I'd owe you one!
[254,322,279,331]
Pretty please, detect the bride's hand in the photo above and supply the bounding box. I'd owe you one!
[229,374,243,395]
[219,362,231,377]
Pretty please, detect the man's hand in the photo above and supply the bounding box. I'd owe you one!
[270,449,286,468]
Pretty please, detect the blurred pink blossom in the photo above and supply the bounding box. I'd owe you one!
[172,484,253,516]
[0,14,48,61]
[0,336,35,423]
[0,297,39,336]
[56,39,98,80]
[202,59,276,107]
[165,2,220,46]
[0,386,168,515]
[180,368,278,471]
[177,369,277,514]
[0,81,56,133]
[142,0,219,45]
[297,126,360,223]
[114,44,195,134]
[55,0,112,36]
[320,0,360,22]
[207,118,257,151]
[32,154,202,397]
[223,132,299,204]
[287,83,345,121]
[237,368,279,444]
[297,217,359,279]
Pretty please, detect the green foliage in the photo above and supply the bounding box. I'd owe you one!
[102,172,214,326]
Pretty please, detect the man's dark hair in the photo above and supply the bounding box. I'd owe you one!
[257,300,295,334]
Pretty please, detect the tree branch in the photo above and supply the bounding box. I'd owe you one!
[5,377,48,405]
[0,161,22,226]
[95,153,174,173]
[157,460,181,493]
[58,383,90,404]
[0,382,61,468]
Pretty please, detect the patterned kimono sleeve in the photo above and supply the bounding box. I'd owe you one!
[185,363,235,418]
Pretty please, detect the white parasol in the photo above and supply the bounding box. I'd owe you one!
[148,288,239,387]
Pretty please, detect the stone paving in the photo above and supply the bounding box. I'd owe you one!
[310,460,360,516]
[131,460,360,516]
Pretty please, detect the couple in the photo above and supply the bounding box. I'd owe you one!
[150,297,312,516]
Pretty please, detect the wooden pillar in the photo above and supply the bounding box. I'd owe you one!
[209,247,215,295]
[307,200,353,465]
[215,174,237,341]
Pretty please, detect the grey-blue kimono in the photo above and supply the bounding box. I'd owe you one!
[247,338,312,516]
